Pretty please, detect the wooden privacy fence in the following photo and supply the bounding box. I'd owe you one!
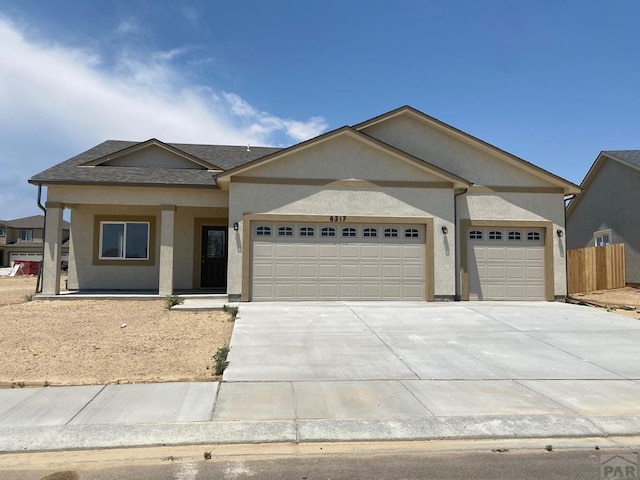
[567,243,626,294]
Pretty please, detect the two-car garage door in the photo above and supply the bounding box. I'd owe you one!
[251,223,425,301]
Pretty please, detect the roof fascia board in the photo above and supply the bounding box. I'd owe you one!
[356,106,580,194]
[26,179,219,189]
[80,139,220,170]
[216,126,470,189]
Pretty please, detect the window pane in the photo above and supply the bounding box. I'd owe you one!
[207,230,225,259]
[256,226,271,236]
[384,228,398,238]
[102,223,124,258]
[125,223,149,259]
[321,227,336,237]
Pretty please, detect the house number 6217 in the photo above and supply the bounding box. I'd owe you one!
[330,216,346,222]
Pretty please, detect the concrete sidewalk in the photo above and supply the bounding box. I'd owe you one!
[2,301,640,452]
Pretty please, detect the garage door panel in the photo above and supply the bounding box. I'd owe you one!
[487,265,505,280]
[506,284,525,299]
[361,264,381,279]
[252,222,426,301]
[382,245,401,259]
[487,248,505,261]
[526,249,543,260]
[361,245,381,258]
[297,264,317,277]
[276,244,296,257]
[506,248,525,260]
[275,264,295,278]
[506,266,524,279]
[297,245,318,257]
[319,245,339,257]
[526,266,543,280]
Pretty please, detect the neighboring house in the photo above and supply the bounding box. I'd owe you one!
[566,150,640,284]
[0,215,70,268]
[29,106,579,300]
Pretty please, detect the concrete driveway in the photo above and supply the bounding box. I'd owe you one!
[218,301,640,440]
[225,301,640,382]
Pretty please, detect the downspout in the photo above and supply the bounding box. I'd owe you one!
[454,185,471,301]
[36,184,46,294]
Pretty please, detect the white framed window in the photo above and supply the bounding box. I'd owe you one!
[321,227,336,237]
[20,229,33,241]
[256,226,271,236]
[469,230,482,240]
[508,231,521,240]
[300,226,315,237]
[405,228,419,238]
[594,229,611,247]
[99,222,149,260]
[384,228,398,238]
[527,231,541,241]
[489,231,502,240]
[278,226,293,236]
[342,227,357,237]
[363,227,377,238]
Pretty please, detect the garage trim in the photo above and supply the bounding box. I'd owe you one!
[241,213,434,302]
[459,219,554,301]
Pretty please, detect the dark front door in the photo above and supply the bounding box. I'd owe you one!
[201,227,227,289]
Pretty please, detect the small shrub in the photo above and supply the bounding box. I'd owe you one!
[165,295,184,309]
[213,347,230,375]
[24,292,34,302]
[222,304,239,321]
[544,444,553,452]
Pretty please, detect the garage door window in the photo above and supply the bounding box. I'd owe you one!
[469,230,482,240]
[321,227,336,237]
[256,226,271,236]
[489,231,502,240]
[278,226,293,236]
[384,228,398,238]
[527,232,540,241]
[300,227,314,237]
[363,227,377,237]
[405,228,419,238]
[508,231,521,240]
[342,227,357,237]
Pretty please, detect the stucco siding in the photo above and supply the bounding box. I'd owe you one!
[228,182,454,298]
[47,185,228,208]
[567,159,640,283]
[67,205,161,290]
[241,134,446,182]
[362,115,553,188]
[459,192,567,297]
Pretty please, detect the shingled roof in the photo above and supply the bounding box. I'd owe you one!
[29,140,282,187]
[603,150,640,168]
[0,215,70,229]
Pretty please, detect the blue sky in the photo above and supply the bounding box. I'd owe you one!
[1,1,639,219]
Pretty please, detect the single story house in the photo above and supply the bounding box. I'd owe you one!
[566,150,640,284]
[30,106,580,301]
[0,215,69,268]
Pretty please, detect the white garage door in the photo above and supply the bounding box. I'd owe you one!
[9,252,69,263]
[467,227,545,301]
[251,223,425,301]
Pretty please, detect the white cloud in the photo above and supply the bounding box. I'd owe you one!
[0,15,328,218]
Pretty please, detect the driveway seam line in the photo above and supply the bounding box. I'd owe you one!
[345,304,420,380]
[65,384,107,426]
[398,380,437,417]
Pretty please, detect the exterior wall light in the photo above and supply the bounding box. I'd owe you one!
[233,222,239,231]
[441,226,448,235]
[556,229,563,238]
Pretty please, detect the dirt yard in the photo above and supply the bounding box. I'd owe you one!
[570,286,640,319]
[0,276,234,386]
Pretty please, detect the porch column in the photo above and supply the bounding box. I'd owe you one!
[42,202,63,295]
[158,205,176,296]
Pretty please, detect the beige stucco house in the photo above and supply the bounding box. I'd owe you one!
[30,106,580,301]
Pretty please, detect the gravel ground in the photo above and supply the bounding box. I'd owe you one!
[0,276,234,386]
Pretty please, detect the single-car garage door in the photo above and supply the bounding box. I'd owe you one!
[467,227,545,300]
[251,222,425,301]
